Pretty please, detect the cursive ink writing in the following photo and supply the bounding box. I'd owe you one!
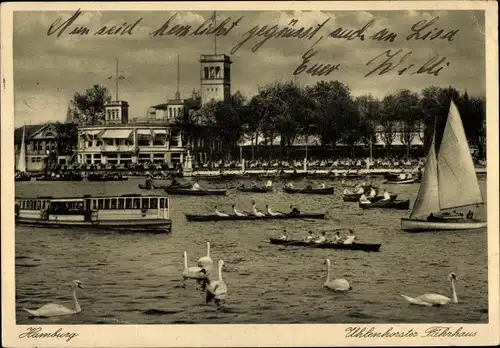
[328,20,375,41]
[47,9,89,37]
[230,18,330,54]
[422,326,477,338]
[19,327,78,342]
[293,46,340,76]
[150,13,191,37]
[345,326,419,338]
[406,16,459,41]
[94,18,143,36]
[365,49,450,77]
[191,14,243,36]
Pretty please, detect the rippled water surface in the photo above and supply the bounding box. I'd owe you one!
[15,177,488,324]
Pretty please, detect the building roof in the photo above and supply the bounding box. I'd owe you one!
[14,125,43,144]
[150,97,201,110]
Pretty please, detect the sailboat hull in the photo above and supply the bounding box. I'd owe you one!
[401,218,487,232]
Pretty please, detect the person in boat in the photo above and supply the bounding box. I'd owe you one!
[289,205,301,215]
[252,201,265,217]
[215,205,229,217]
[232,204,247,217]
[265,204,282,216]
[265,180,273,188]
[331,231,342,244]
[343,230,356,245]
[343,188,351,195]
[305,184,313,190]
[356,185,364,194]
[251,181,258,188]
[427,213,436,221]
[170,177,180,187]
[279,229,290,241]
[286,182,294,188]
[314,231,327,244]
[466,210,474,219]
[359,193,371,204]
[304,231,315,243]
[319,182,327,189]
[382,189,391,201]
[398,173,406,180]
[369,187,377,198]
[192,181,202,191]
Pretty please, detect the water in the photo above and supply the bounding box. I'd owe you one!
[15,177,488,324]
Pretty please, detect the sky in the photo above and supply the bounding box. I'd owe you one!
[12,9,485,127]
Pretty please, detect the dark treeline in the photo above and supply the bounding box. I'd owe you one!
[185,82,486,161]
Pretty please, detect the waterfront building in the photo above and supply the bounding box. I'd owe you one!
[200,54,232,105]
[15,123,78,172]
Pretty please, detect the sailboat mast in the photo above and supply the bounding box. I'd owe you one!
[115,58,119,101]
[213,11,217,55]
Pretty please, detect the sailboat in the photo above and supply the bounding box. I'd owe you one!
[15,126,30,181]
[401,101,486,232]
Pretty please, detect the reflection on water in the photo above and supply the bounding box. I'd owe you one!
[15,177,488,324]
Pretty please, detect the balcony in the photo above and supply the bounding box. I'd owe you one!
[101,145,135,152]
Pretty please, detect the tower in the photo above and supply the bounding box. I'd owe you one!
[200,54,232,105]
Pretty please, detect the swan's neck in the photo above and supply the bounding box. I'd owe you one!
[206,243,210,257]
[450,280,458,303]
[184,252,188,269]
[325,263,331,284]
[218,263,223,282]
[72,289,81,313]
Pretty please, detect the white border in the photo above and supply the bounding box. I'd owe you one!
[2,2,499,347]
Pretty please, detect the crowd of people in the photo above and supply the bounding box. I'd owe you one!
[279,229,357,245]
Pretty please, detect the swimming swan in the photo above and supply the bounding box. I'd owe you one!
[206,259,228,305]
[401,272,458,306]
[22,280,83,317]
[324,259,351,292]
[183,251,207,280]
[197,242,214,269]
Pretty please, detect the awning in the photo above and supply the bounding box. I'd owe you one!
[100,129,132,139]
[137,129,152,135]
[153,129,167,135]
[84,130,102,136]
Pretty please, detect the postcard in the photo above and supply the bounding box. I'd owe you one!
[1,1,499,347]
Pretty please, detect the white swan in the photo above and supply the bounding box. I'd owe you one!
[22,280,83,317]
[401,272,458,306]
[197,242,214,269]
[324,259,351,292]
[182,251,207,280]
[206,259,228,305]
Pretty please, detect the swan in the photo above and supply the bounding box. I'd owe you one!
[401,272,458,306]
[197,242,214,269]
[182,251,208,280]
[206,259,228,306]
[323,259,351,292]
[22,280,83,317]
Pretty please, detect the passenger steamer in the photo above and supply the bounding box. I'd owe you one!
[15,194,172,233]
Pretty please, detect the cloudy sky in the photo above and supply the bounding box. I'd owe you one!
[13,9,485,127]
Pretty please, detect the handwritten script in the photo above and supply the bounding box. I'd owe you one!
[19,326,78,342]
[45,9,460,78]
[345,326,478,339]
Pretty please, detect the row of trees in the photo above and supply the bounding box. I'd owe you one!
[68,82,486,162]
[187,82,486,161]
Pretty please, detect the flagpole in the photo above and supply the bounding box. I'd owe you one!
[115,58,119,100]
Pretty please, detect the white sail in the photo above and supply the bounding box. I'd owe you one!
[436,101,484,209]
[409,136,440,219]
[17,126,27,173]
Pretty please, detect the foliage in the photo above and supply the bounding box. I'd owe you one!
[70,85,112,125]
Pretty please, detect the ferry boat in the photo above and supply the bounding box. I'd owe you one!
[15,194,172,233]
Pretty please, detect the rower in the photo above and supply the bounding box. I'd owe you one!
[265,180,273,188]
[398,173,406,180]
[359,193,371,204]
[192,181,202,191]
[356,186,364,194]
[170,177,179,187]
[290,205,301,215]
[215,205,229,217]
[319,182,326,189]
[466,210,474,219]
[332,231,342,244]
[304,231,314,243]
[314,231,327,244]
[251,181,258,188]
[252,201,265,217]
[266,204,281,216]
[369,187,377,198]
[279,229,289,240]
[343,188,350,195]
[382,190,391,201]
[232,205,247,217]
[286,182,294,188]
[343,230,356,245]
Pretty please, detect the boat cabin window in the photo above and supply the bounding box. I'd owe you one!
[142,198,150,210]
[118,198,125,209]
[92,200,97,210]
[126,198,132,209]
[36,201,41,210]
[133,198,140,209]
[98,199,104,209]
[159,198,168,209]
[104,199,110,209]
[50,201,85,213]
[150,198,158,209]
[111,198,117,209]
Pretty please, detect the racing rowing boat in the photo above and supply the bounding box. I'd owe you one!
[269,238,381,252]
[185,212,326,222]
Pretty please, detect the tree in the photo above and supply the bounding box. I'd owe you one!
[392,89,422,159]
[70,85,112,125]
[379,94,399,156]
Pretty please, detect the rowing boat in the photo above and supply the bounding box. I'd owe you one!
[237,186,273,193]
[283,186,335,195]
[268,238,381,252]
[343,193,397,202]
[359,199,410,210]
[384,177,419,184]
[185,212,326,222]
[165,187,227,196]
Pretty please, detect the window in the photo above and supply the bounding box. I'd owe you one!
[92,200,97,210]
[141,198,150,209]
[150,198,158,209]
[133,198,140,209]
[159,198,165,209]
[118,198,125,209]
[36,201,41,210]
[111,198,117,209]
[125,198,132,209]
[169,109,172,119]
[204,67,209,79]
[215,66,221,78]
[98,199,104,209]
[104,199,110,209]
